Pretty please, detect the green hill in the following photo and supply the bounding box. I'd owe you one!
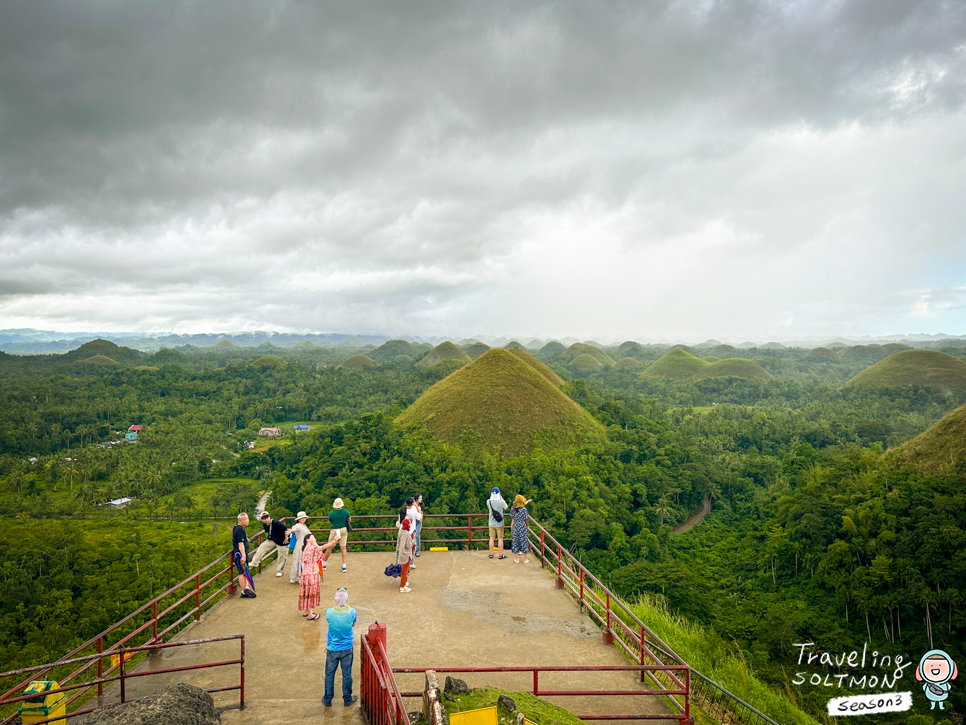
[843,350,966,391]
[397,348,605,457]
[370,339,418,362]
[79,355,118,366]
[698,358,773,382]
[806,347,840,362]
[252,355,286,368]
[462,342,491,360]
[615,341,647,359]
[294,340,317,349]
[569,354,604,376]
[504,340,526,350]
[540,341,566,355]
[213,338,239,350]
[394,355,414,364]
[256,341,279,351]
[614,357,641,370]
[508,348,565,386]
[416,341,472,368]
[564,343,615,366]
[892,401,966,474]
[152,348,188,364]
[640,349,710,381]
[63,339,144,365]
[710,344,738,357]
[338,354,379,371]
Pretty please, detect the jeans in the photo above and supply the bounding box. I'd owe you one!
[413,519,422,554]
[324,647,354,704]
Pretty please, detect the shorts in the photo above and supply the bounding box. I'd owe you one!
[328,527,348,547]
[489,526,504,537]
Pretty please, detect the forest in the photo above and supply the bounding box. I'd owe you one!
[1,337,965,724]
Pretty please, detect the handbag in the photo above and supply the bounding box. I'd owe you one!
[488,501,503,523]
[346,520,354,533]
[384,563,402,578]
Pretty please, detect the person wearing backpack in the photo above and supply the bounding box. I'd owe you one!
[486,487,508,560]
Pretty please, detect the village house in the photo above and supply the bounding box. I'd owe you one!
[258,427,281,437]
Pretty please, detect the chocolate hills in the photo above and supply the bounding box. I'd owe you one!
[396,348,605,457]
[641,349,771,382]
[63,339,144,365]
[699,358,773,382]
[416,341,472,368]
[843,350,966,391]
[370,339,420,362]
[507,348,564,386]
[891,401,966,474]
[462,342,491,359]
[338,354,379,371]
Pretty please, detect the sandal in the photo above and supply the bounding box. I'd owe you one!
[488,554,494,559]
[308,613,320,620]
[498,555,507,560]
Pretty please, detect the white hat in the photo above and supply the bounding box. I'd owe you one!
[296,511,308,519]
[333,498,344,509]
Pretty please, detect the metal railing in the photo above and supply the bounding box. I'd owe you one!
[688,671,779,725]
[362,625,411,725]
[394,665,690,721]
[0,636,245,725]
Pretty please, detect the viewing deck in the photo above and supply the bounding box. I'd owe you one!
[126,549,678,724]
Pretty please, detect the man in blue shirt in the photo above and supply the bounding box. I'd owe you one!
[323,587,357,707]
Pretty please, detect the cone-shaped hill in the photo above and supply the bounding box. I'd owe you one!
[507,348,564,386]
[843,350,966,391]
[699,358,773,382]
[63,339,144,365]
[540,341,566,355]
[640,349,710,380]
[565,343,615,366]
[462,342,491,360]
[252,355,286,368]
[370,339,419,362]
[80,355,119,366]
[416,341,472,368]
[214,338,239,350]
[806,347,840,362]
[615,341,647,360]
[397,348,605,457]
[891,401,966,474]
[338,355,379,371]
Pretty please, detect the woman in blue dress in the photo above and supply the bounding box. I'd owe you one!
[509,495,533,564]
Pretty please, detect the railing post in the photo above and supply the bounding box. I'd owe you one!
[532,669,538,696]
[555,544,564,589]
[119,648,127,703]
[639,625,646,682]
[97,637,103,696]
[227,555,237,595]
[152,601,158,640]
[467,515,473,550]
[195,574,202,621]
[540,529,545,568]
[240,636,246,710]
[603,592,614,644]
[579,569,585,611]
[685,667,691,723]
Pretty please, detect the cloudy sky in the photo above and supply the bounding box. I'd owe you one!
[1,0,965,342]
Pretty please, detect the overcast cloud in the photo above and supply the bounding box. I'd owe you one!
[1,0,965,341]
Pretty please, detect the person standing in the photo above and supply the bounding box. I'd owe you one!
[249,510,290,577]
[232,512,256,598]
[487,487,508,560]
[288,511,312,584]
[395,517,414,593]
[324,498,352,573]
[509,495,533,564]
[323,587,358,707]
[410,494,424,558]
[298,532,339,620]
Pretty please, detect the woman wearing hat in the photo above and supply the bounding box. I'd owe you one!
[323,498,352,573]
[288,511,312,584]
[509,495,533,564]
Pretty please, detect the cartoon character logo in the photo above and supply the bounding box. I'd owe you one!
[916,649,958,710]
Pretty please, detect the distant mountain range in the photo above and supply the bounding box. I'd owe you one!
[0,328,963,356]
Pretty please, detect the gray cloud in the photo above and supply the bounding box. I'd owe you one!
[1,0,965,337]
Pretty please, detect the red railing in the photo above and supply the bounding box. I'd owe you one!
[526,518,691,721]
[0,527,267,725]
[362,624,411,725]
[394,665,690,721]
[0,636,245,725]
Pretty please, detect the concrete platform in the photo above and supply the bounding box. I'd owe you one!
[125,550,678,724]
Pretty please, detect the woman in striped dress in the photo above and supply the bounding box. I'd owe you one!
[299,532,339,620]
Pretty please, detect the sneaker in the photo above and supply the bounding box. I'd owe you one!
[341,564,347,573]
[241,589,256,598]
[322,700,332,708]
[275,572,283,577]
[345,696,358,706]
[400,586,411,593]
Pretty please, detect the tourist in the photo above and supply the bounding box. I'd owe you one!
[395,517,414,593]
[509,495,533,564]
[323,587,358,707]
[288,511,312,584]
[410,494,424,558]
[298,532,339,620]
[232,512,256,598]
[323,498,352,573]
[487,487,508,560]
[249,510,290,577]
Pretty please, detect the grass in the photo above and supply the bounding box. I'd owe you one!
[338,354,379,371]
[251,355,286,367]
[463,342,492,360]
[443,686,585,725]
[79,354,118,366]
[416,341,472,368]
[698,358,772,382]
[564,344,615,366]
[891,400,966,473]
[370,339,420,362]
[507,348,564,386]
[157,478,259,509]
[397,348,606,457]
[843,350,966,391]
[614,357,641,369]
[640,349,710,381]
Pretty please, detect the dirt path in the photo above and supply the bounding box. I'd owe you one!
[672,497,711,533]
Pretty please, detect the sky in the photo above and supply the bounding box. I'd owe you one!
[1,0,965,343]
